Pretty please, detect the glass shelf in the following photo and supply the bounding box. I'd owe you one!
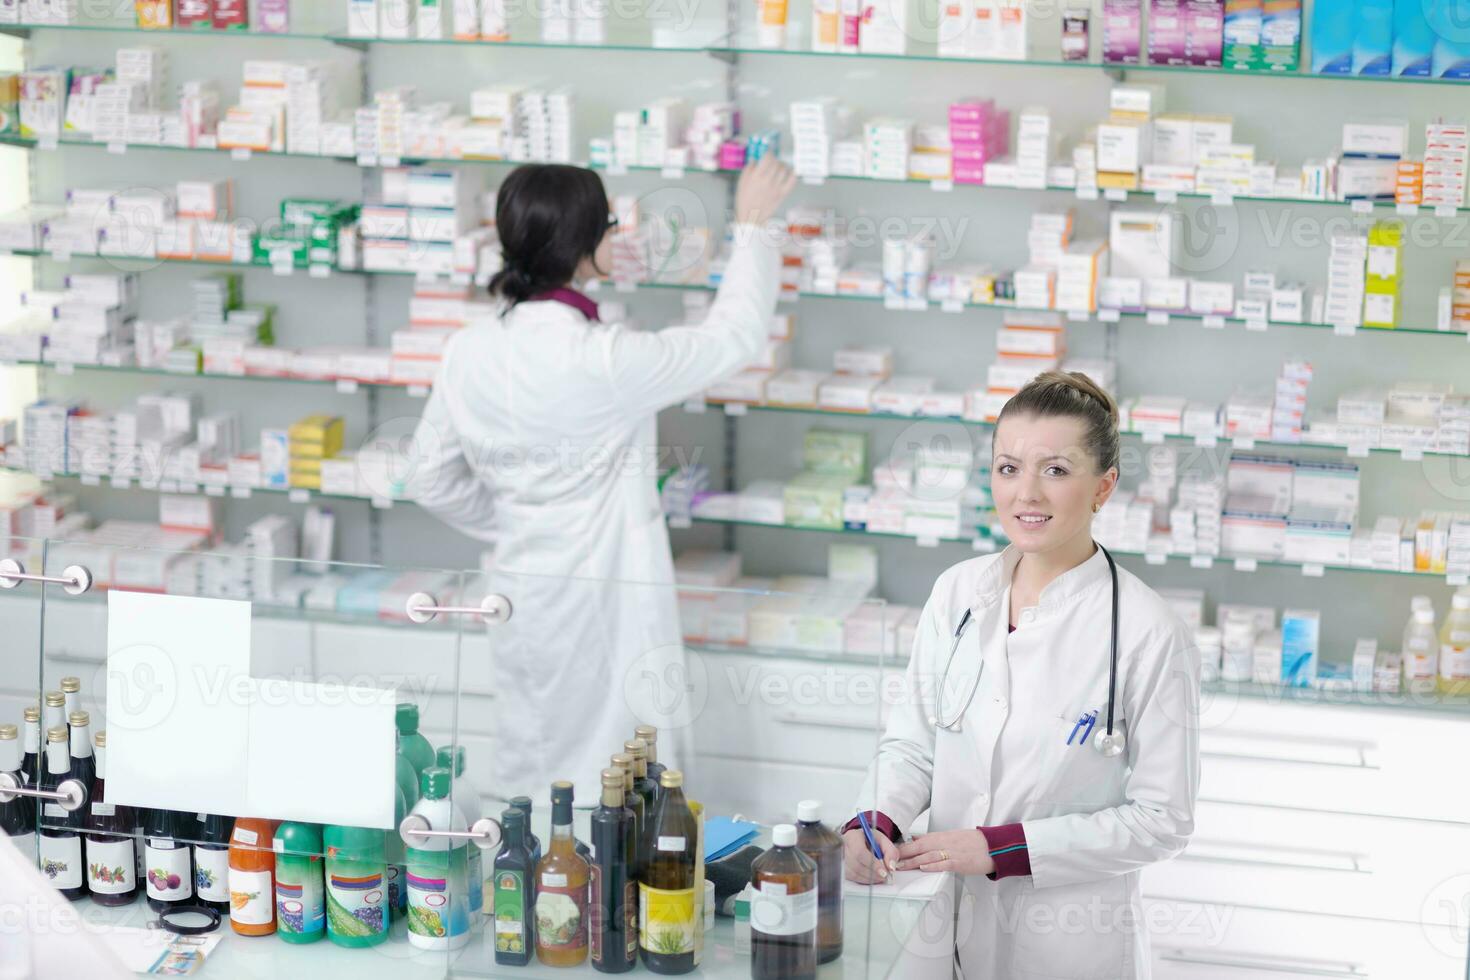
[0,21,336,40]
[7,357,428,394]
[0,463,400,506]
[699,400,1470,464]
[686,514,1464,584]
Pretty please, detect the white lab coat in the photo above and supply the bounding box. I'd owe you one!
[410,225,781,803]
[858,545,1200,980]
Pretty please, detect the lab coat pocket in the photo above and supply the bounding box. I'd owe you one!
[1036,712,1129,813]
[1003,875,1135,980]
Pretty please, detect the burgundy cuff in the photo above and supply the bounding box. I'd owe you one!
[979,822,1031,880]
[841,810,902,844]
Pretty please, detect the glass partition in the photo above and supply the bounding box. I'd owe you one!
[0,534,49,877]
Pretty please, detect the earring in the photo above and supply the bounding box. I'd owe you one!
[1092,503,1100,513]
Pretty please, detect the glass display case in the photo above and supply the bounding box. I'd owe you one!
[0,536,944,977]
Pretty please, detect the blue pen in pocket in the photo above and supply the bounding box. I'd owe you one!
[1066,710,1097,746]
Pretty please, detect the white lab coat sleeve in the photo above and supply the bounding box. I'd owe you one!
[597,223,781,416]
[406,352,499,545]
[1021,622,1201,888]
[853,598,944,833]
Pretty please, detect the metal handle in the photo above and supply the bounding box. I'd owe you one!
[1158,948,1366,977]
[1178,838,1369,874]
[0,771,87,811]
[399,814,503,851]
[0,559,93,596]
[405,592,513,625]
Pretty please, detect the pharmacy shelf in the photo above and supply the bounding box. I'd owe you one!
[4,134,1464,221]
[6,357,431,395]
[695,398,1470,464]
[685,514,1470,586]
[0,463,404,508]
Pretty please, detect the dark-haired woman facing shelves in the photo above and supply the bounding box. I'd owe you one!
[409,156,795,802]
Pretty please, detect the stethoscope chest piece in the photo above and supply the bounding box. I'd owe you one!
[1092,729,1126,758]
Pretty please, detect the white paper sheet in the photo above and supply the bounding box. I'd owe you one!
[106,592,253,815]
[843,868,952,902]
[245,678,398,828]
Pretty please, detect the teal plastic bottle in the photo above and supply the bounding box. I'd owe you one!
[396,704,435,778]
[323,825,389,948]
[274,822,325,944]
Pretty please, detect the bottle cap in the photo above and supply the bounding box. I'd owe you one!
[624,738,647,759]
[659,769,683,789]
[610,753,633,771]
[501,808,525,833]
[45,692,65,708]
[797,800,822,822]
[773,824,797,847]
[510,795,532,812]
[1412,595,1433,611]
[435,745,466,777]
[95,731,107,748]
[550,781,574,805]
[634,725,658,745]
[23,706,39,723]
[68,711,89,727]
[0,724,16,740]
[59,677,81,694]
[395,703,420,735]
[420,766,451,799]
[46,725,67,743]
[602,768,624,789]
[274,820,324,854]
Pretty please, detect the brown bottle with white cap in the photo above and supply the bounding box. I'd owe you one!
[750,824,818,980]
[794,801,843,963]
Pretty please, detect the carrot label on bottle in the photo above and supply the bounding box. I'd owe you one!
[228,869,275,925]
[534,876,587,952]
[639,883,696,956]
[327,871,387,938]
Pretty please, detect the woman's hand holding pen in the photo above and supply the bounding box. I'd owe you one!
[842,828,898,883]
[896,829,996,877]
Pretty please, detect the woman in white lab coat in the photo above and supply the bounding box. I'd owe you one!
[409,157,795,801]
[843,372,1200,979]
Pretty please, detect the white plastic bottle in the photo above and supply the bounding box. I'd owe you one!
[405,767,471,951]
[436,745,484,914]
[1403,605,1439,694]
[1437,590,1470,696]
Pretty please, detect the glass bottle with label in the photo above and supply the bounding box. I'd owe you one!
[65,712,95,809]
[794,800,843,963]
[624,740,658,867]
[510,795,542,867]
[493,807,535,966]
[750,824,818,980]
[1,724,36,861]
[144,808,194,912]
[591,767,637,974]
[406,766,471,951]
[39,726,85,900]
[609,754,645,876]
[194,813,234,916]
[639,769,698,975]
[59,677,81,724]
[228,817,278,936]
[633,726,667,786]
[323,824,389,948]
[535,781,590,966]
[21,705,41,791]
[275,821,326,944]
[43,691,65,737]
[84,731,136,907]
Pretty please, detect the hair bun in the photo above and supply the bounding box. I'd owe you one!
[489,263,535,304]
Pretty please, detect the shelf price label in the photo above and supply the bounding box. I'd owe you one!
[1436,205,1458,219]
[1401,447,1424,461]
[1189,555,1214,570]
[407,384,431,398]
[55,362,74,375]
[1332,321,1357,336]
[37,136,59,151]
[1194,433,1218,447]
[80,474,101,487]
[1301,563,1325,577]
[1098,308,1121,322]
[1140,429,1165,444]
[231,147,253,161]
[1154,190,1178,204]
[1202,315,1226,329]
[683,398,707,414]
[1104,188,1128,202]
[1144,551,1168,566]
[335,378,360,394]
[1066,310,1090,322]
[801,175,825,186]
[1232,436,1256,450]
[1245,318,1268,333]
[1146,311,1169,326]
[668,515,692,530]
[205,484,225,497]
[289,489,311,504]
[1075,187,1100,201]
[308,264,331,279]
[107,142,127,155]
[915,535,940,548]
[1450,574,1470,587]
[110,476,131,490]
[941,299,965,314]
[1210,191,1234,207]
[371,495,394,509]
[1345,444,1370,458]
[1234,557,1258,572]
[724,402,747,416]
[930,180,953,193]
[972,537,996,553]
[661,165,686,180]
[1397,203,1420,217]
[231,486,253,499]
[1350,199,1373,215]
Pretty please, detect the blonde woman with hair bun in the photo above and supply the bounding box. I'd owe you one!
[840,371,1200,979]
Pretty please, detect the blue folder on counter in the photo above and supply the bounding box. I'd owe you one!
[704,816,760,861]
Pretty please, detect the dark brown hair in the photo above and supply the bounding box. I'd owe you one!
[488,164,609,309]
[996,371,1120,474]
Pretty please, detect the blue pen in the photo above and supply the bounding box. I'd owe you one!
[855,810,885,864]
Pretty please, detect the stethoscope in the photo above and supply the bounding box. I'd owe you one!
[929,543,1127,759]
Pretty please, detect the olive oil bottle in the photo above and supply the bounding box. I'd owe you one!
[492,807,535,966]
[609,754,644,874]
[750,825,818,980]
[633,726,667,785]
[639,770,698,975]
[591,768,637,973]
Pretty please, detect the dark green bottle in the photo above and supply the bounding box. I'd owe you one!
[591,768,637,973]
[493,808,535,966]
[510,796,541,867]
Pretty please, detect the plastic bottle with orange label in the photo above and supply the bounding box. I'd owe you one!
[228,817,279,936]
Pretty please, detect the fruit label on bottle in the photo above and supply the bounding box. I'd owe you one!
[493,869,527,955]
[228,868,275,925]
[277,865,326,935]
[386,862,407,914]
[86,837,135,895]
[326,865,388,938]
[408,850,470,941]
[752,882,818,937]
[534,876,588,952]
[145,842,193,901]
[194,847,230,902]
[639,883,696,956]
[39,835,82,890]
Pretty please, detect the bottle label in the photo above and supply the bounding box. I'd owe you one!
[752,882,818,937]
[542,872,568,888]
[40,835,82,889]
[44,803,65,819]
[639,883,696,956]
[535,875,588,951]
[408,850,470,941]
[194,847,230,902]
[277,862,326,935]
[657,836,686,852]
[590,864,604,964]
[387,862,407,914]
[624,880,638,959]
[326,865,388,938]
[1441,643,1470,680]
[86,837,135,895]
[145,842,193,901]
[91,803,115,817]
[233,827,259,846]
[229,868,275,925]
[493,869,527,955]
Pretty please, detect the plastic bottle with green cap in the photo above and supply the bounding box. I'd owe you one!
[406,766,471,951]
[391,702,431,921]
[274,822,325,944]
[323,825,389,948]
[436,745,483,914]
[396,703,435,781]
